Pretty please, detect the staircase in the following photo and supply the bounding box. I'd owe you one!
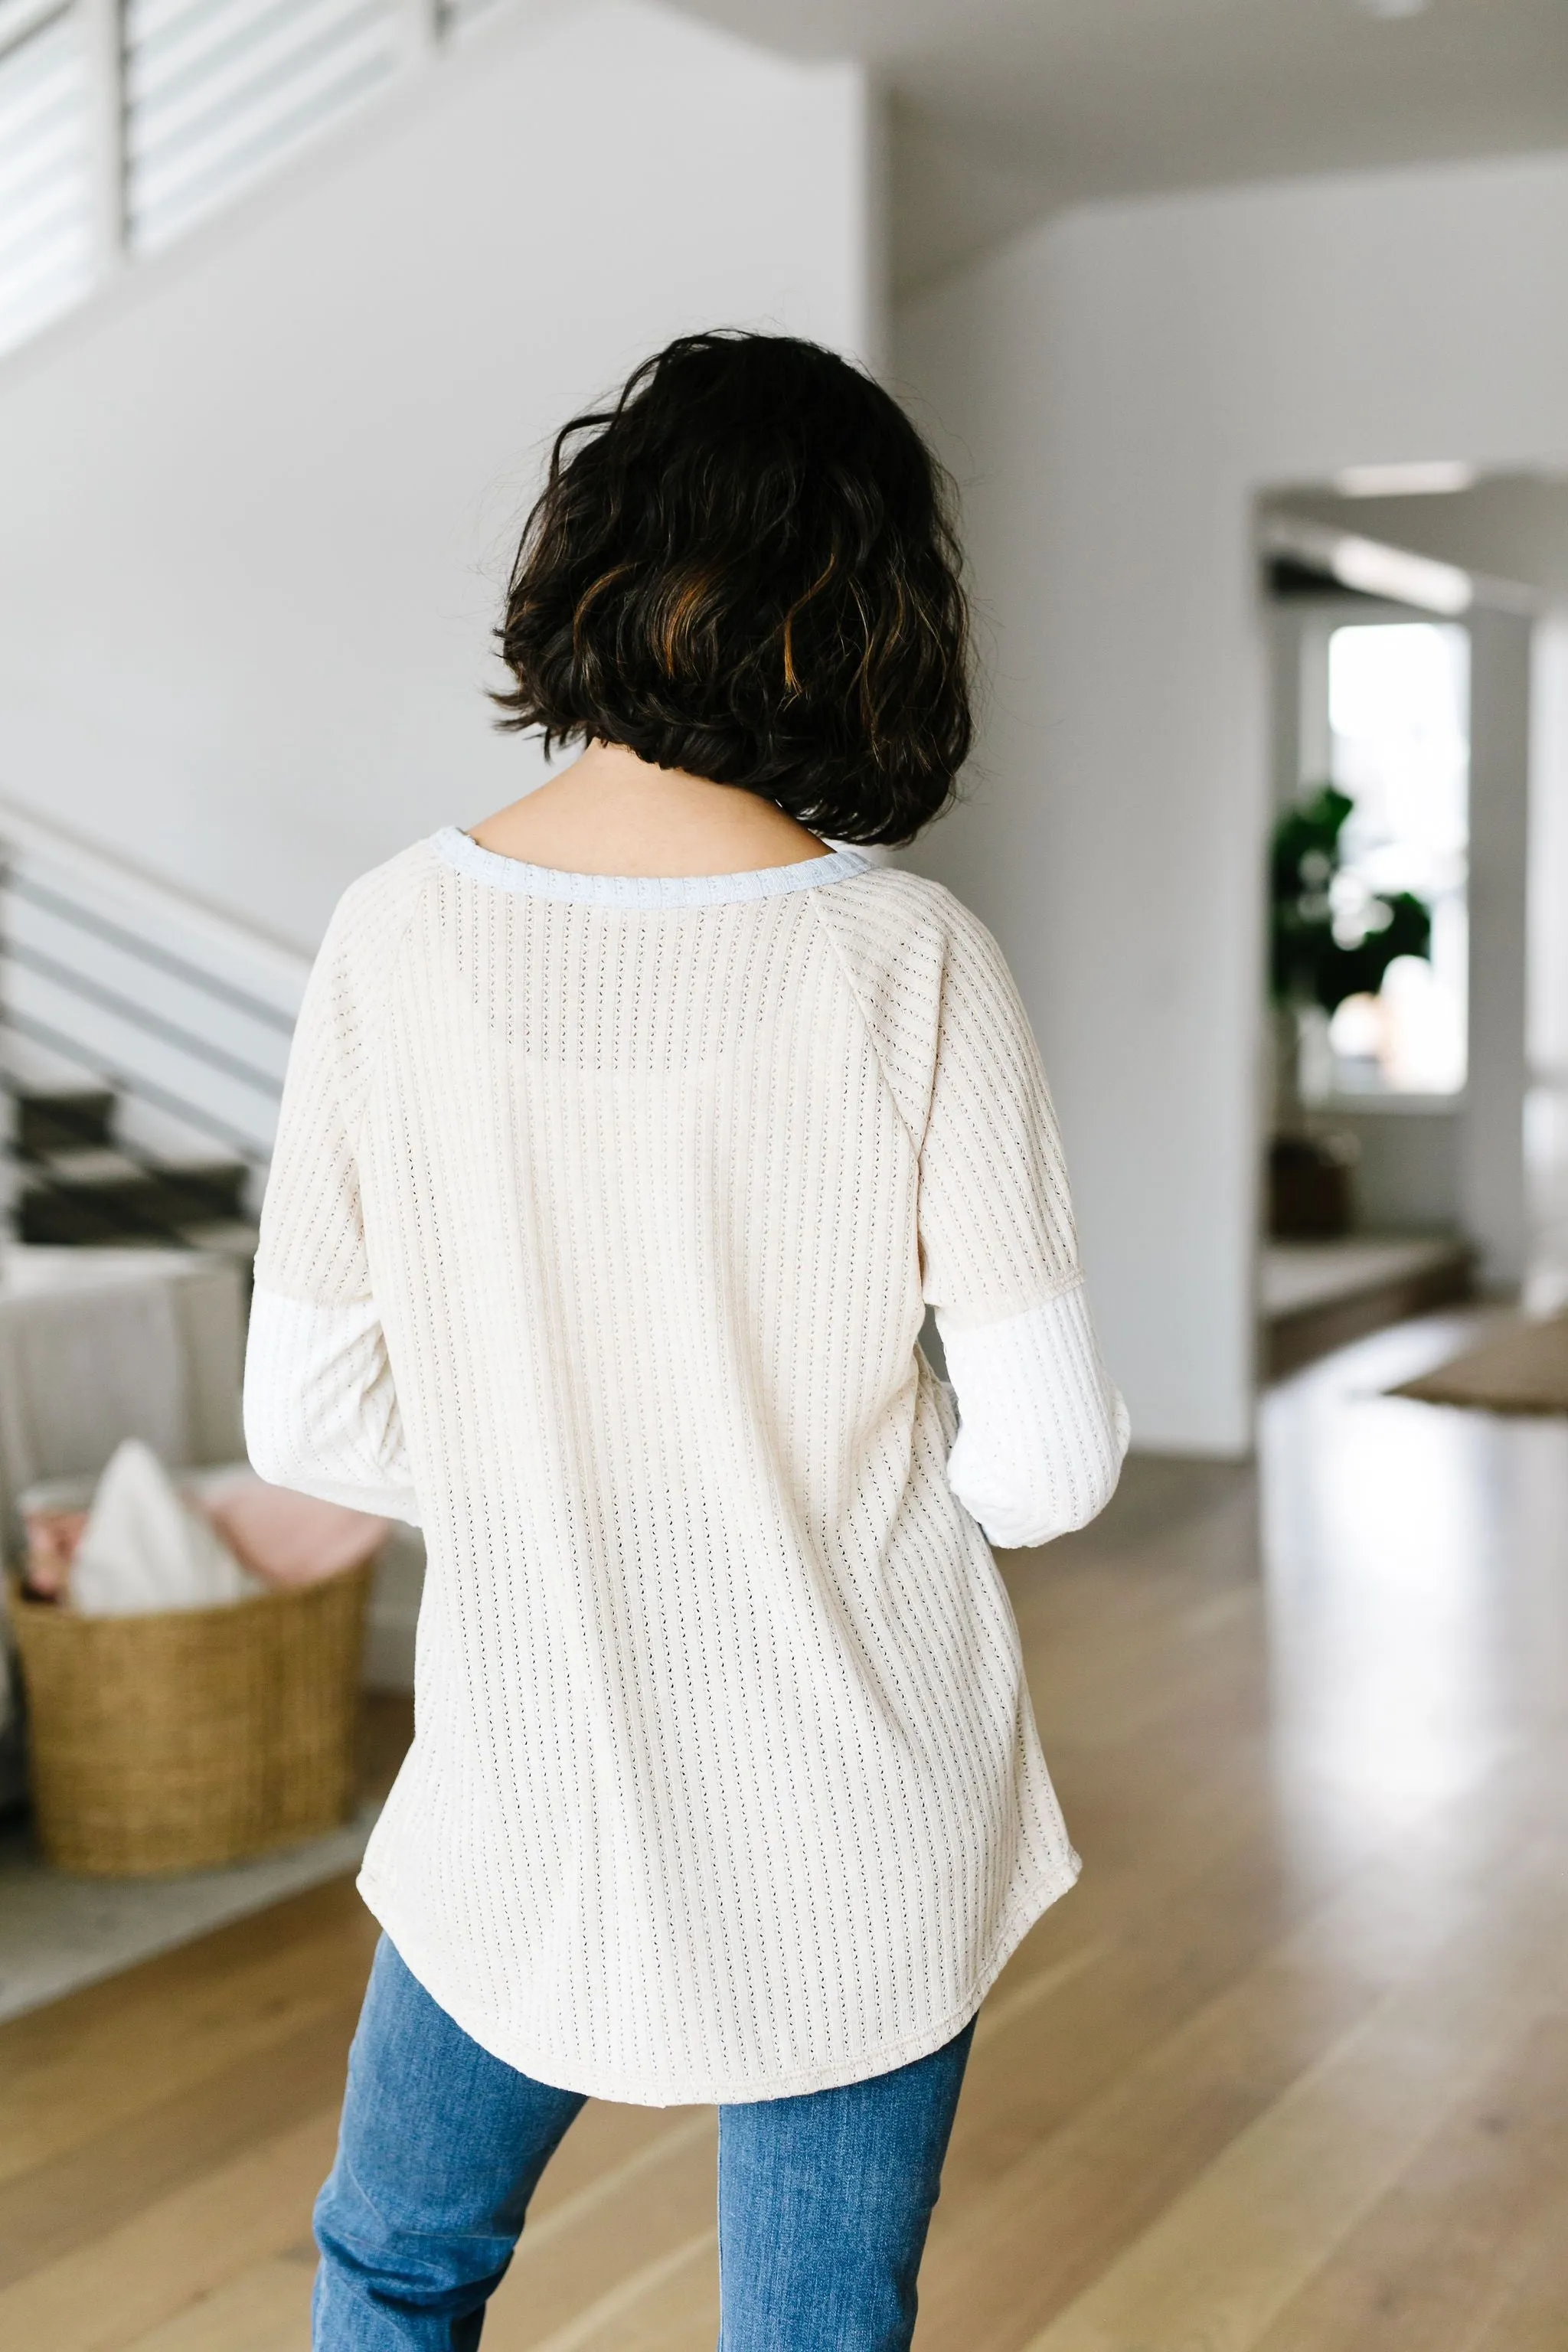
[0,797,309,1262]
[8,1085,255,1253]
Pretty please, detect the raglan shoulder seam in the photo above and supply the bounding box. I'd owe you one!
[323,839,442,1159]
[808,880,926,1165]
[808,867,966,1155]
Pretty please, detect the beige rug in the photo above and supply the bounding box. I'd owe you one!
[0,1798,381,2023]
[1392,1313,1568,1415]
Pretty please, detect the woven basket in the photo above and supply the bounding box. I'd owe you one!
[7,1564,372,1877]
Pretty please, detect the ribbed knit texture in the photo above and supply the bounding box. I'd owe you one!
[942,1289,1132,1550]
[245,832,1126,2105]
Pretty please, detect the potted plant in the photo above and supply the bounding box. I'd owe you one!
[1267,785,1432,1237]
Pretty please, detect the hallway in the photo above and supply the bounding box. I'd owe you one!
[2,1311,1564,2350]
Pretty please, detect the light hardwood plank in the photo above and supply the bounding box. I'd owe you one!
[1251,2014,1568,2350]
[512,2232,717,2352]
[1457,2171,1568,2352]
[0,1908,370,2191]
[119,2253,314,2352]
[1015,1845,1568,2352]
[483,2116,717,2347]
[0,2005,358,2288]
[515,2112,712,2252]
[0,2110,338,2352]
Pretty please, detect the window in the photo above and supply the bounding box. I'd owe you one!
[124,0,403,253]
[0,0,93,360]
[0,0,488,361]
[1322,620,1469,1096]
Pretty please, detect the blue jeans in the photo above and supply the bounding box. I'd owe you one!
[314,1936,974,2350]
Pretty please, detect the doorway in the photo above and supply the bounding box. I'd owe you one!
[1255,471,1565,1375]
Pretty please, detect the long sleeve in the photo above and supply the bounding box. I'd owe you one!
[916,903,1129,1549]
[243,1290,417,1524]
[244,863,426,1527]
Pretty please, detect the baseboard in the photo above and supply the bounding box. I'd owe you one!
[1264,1253,1475,1380]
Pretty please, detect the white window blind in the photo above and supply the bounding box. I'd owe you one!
[0,0,466,359]
[124,0,403,253]
[0,0,93,358]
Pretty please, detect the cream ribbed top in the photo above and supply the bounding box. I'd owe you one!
[243,829,1127,2105]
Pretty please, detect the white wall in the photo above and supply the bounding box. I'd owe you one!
[0,1,874,945]
[897,150,1568,1454]
[1527,613,1568,1311]
[1463,608,1534,1283]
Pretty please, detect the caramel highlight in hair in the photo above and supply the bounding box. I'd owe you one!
[492,332,972,847]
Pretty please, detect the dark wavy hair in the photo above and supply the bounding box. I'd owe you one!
[492,332,972,846]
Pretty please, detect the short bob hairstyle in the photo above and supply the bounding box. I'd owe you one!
[492,332,972,847]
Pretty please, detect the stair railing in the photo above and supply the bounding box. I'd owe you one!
[0,794,312,1247]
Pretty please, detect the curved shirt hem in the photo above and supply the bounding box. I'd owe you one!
[354,1851,1083,2109]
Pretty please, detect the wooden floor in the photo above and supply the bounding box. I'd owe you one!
[3,1308,1566,2350]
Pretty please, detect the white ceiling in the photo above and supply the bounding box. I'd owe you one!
[675,0,1568,291]
[1266,473,1568,603]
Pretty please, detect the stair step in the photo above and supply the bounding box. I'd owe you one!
[14,1088,118,1159]
[175,1218,260,1264]
[31,1148,142,1185]
[16,1153,250,1246]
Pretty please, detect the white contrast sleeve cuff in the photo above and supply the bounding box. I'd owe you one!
[243,1286,420,1527]
[937,1279,1129,1550]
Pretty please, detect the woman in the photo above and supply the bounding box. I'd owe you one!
[244,330,1129,2351]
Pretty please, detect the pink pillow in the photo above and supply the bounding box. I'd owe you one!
[21,1508,88,1601]
[198,1475,389,1589]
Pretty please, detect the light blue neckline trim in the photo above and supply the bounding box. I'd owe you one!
[431,826,872,906]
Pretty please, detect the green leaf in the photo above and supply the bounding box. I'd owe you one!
[1268,786,1432,1012]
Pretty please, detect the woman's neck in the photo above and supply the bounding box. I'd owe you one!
[469,743,831,878]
